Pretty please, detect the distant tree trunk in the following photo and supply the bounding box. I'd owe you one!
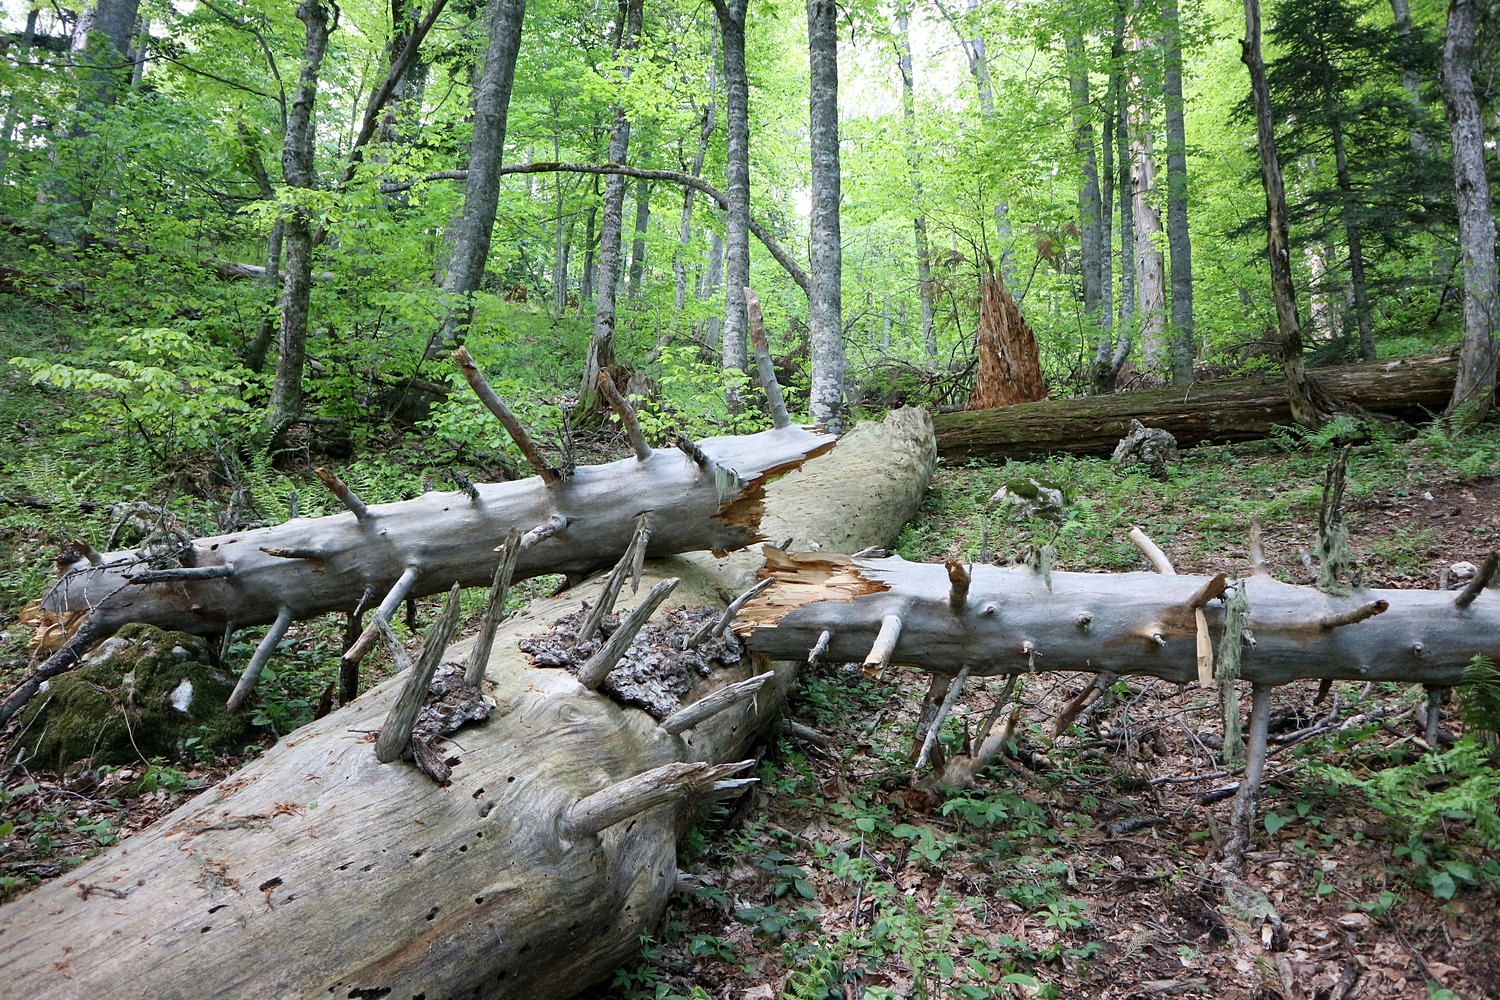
[430,0,528,356]
[72,0,140,115]
[0,8,37,179]
[1066,20,1103,334]
[700,223,725,347]
[1127,28,1168,379]
[580,196,598,307]
[712,0,751,376]
[1389,0,1431,157]
[1441,0,1499,423]
[237,122,284,374]
[1094,43,1119,392]
[1330,116,1375,361]
[580,0,642,410]
[266,0,335,439]
[1094,7,1137,394]
[675,59,715,312]
[957,0,1015,287]
[1162,0,1194,384]
[627,175,650,296]
[1242,0,1331,427]
[551,131,568,321]
[806,0,844,429]
[897,8,937,363]
[378,0,430,147]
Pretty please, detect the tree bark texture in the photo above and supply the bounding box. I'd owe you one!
[806,0,845,430]
[1127,25,1168,380]
[712,0,751,374]
[966,269,1048,409]
[71,0,140,116]
[1241,0,1330,428]
[956,0,1014,286]
[1066,19,1103,332]
[0,410,938,1000]
[266,0,335,437]
[897,8,937,363]
[934,353,1458,461]
[1162,0,1195,384]
[581,0,643,410]
[628,175,650,296]
[432,0,527,356]
[675,65,715,312]
[1440,0,1499,423]
[739,549,1499,690]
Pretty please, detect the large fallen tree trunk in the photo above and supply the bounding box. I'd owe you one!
[933,353,1457,462]
[0,409,938,1000]
[2,351,834,723]
[737,549,1499,688]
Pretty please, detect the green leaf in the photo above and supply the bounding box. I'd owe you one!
[1428,871,1456,900]
[1263,811,1290,835]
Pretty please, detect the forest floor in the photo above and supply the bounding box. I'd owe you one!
[2,346,1499,998]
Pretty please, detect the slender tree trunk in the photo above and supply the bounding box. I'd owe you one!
[675,60,715,312]
[1242,0,1330,427]
[700,224,725,347]
[580,0,643,409]
[1094,8,1138,393]
[1127,27,1168,378]
[237,122,285,374]
[1441,0,1499,423]
[551,131,567,321]
[0,9,38,180]
[1094,44,1119,392]
[712,0,751,376]
[806,0,844,429]
[898,8,937,363]
[1066,19,1103,334]
[266,0,336,438]
[1330,117,1375,361]
[580,197,598,307]
[958,0,1014,287]
[1389,0,1431,157]
[431,0,528,356]
[1162,0,1194,384]
[627,175,650,296]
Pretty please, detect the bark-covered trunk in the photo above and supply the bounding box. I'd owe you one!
[934,353,1458,461]
[713,0,751,375]
[236,122,284,375]
[1127,26,1168,379]
[806,0,844,430]
[71,0,139,116]
[431,0,527,357]
[957,0,1014,286]
[1441,0,1499,424]
[1331,116,1375,362]
[675,67,715,312]
[265,0,335,439]
[897,7,937,363]
[1162,0,1194,385]
[580,195,598,306]
[0,9,38,178]
[1389,0,1431,157]
[1095,11,1136,394]
[627,175,650,296]
[1066,20,1103,331]
[1241,0,1330,428]
[551,130,568,321]
[0,410,937,1000]
[1094,38,1121,393]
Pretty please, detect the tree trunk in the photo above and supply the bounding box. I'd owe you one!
[431,0,527,357]
[675,64,715,312]
[741,550,1499,689]
[1095,40,1119,392]
[967,268,1048,409]
[957,0,1015,286]
[1440,0,1499,424]
[897,7,937,364]
[806,0,844,430]
[551,131,567,321]
[0,9,38,179]
[1241,0,1331,428]
[1331,115,1375,362]
[1095,11,1136,394]
[713,0,751,376]
[1389,0,1431,157]
[1127,26,1168,378]
[1162,0,1195,384]
[579,0,642,411]
[933,353,1458,461]
[236,121,284,375]
[265,0,335,439]
[580,196,598,306]
[0,410,938,1000]
[1065,19,1103,332]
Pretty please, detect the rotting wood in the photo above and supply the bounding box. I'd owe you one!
[4,378,836,722]
[736,549,1500,689]
[0,408,937,1000]
[933,353,1459,461]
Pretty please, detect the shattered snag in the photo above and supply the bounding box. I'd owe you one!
[744,287,792,429]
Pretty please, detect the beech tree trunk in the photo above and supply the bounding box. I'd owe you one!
[1095,11,1136,394]
[1162,0,1195,385]
[712,0,751,375]
[1441,0,1499,424]
[806,0,845,429]
[955,0,1015,286]
[675,60,715,312]
[265,0,335,438]
[897,7,937,364]
[431,0,527,357]
[1241,0,1331,428]
[0,410,938,1000]
[1389,0,1431,157]
[934,353,1458,461]
[627,175,650,297]
[1127,24,1168,379]
[1065,19,1103,332]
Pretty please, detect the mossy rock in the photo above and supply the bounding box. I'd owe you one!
[18,624,253,770]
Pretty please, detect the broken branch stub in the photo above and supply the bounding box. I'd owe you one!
[744,287,792,429]
[577,577,681,689]
[577,519,651,646]
[595,373,652,461]
[563,760,757,838]
[376,583,463,764]
[452,347,560,484]
[659,671,776,736]
[226,607,292,712]
[466,531,521,686]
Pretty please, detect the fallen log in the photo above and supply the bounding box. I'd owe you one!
[0,408,938,1000]
[1,351,835,723]
[933,353,1458,461]
[737,549,1499,688]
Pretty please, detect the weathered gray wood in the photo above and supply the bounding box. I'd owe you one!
[0,409,937,1000]
[737,550,1500,688]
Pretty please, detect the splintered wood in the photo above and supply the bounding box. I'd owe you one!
[966,268,1048,410]
[733,547,889,630]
